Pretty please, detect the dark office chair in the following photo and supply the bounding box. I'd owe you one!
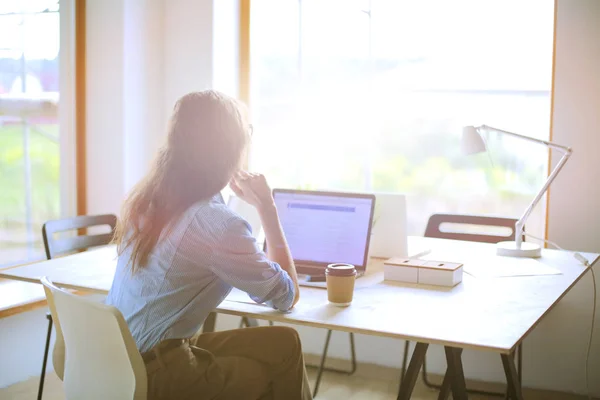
[37,214,117,400]
[424,213,520,244]
[407,213,523,399]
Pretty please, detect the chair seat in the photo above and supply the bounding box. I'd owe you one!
[42,277,147,400]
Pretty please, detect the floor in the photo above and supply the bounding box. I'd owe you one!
[0,367,593,400]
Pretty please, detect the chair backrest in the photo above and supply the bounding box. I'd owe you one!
[42,214,117,259]
[42,281,66,381]
[424,213,518,244]
[41,277,147,400]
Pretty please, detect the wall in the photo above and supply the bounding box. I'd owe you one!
[123,0,165,191]
[86,0,236,217]
[85,0,126,217]
[548,0,600,253]
[1,0,599,396]
[543,0,600,394]
[59,0,77,218]
[87,0,167,216]
[163,0,215,118]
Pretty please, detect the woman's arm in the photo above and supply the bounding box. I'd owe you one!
[230,172,300,306]
[256,201,300,306]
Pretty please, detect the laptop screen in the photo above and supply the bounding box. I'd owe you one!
[272,190,375,270]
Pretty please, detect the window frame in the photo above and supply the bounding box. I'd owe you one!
[238,0,558,243]
[60,0,87,218]
[0,0,85,266]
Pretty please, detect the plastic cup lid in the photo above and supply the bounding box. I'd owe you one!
[326,263,357,276]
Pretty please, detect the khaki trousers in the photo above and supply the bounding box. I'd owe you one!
[143,326,313,400]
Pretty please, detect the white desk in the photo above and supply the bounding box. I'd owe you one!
[1,237,597,400]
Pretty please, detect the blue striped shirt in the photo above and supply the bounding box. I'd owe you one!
[105,194,295,353]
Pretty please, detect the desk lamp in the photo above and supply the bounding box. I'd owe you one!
[462,125,572,258]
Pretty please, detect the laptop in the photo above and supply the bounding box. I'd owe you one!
[268,189,376,286]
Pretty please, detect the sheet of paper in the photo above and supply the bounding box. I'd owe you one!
[459,256,562,278]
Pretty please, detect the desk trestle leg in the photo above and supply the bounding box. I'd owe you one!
[502,353,524,400]
[397,342,429,400]
[239,316,259,328]
[240,317,274,328]
[437,370,451,400]
[444,347,468,400]
[202,312,217,333]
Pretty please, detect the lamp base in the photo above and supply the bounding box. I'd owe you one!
[496,241,542,258]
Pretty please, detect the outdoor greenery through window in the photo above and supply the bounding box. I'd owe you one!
[249,0,554,238]
[0,0,60,266]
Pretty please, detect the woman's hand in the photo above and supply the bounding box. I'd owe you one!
[231,171,299,306]
[230,171,275,210]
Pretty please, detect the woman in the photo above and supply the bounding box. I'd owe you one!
[106,90,311,400]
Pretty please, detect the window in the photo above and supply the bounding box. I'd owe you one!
[0,0,61,265]
[248,0,554,238]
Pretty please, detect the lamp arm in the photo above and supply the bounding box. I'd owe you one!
[479,125,571,153]
[514,147,572,248]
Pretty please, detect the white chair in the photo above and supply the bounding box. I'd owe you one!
[41,277,66,383]
[38,214,118,400]
[41,277,147,400]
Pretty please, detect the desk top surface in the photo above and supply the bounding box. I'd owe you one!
[1,237,597,354]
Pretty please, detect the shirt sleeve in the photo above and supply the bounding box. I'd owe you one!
[208,217,296,312]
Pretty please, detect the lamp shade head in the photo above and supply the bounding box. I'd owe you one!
[462,125,487,155]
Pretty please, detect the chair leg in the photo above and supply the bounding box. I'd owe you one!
[37,315,53,400]
[310,331,358,398]
[424,353,454,399]
[306,332,357,372]
[348,333,357,374]
[239,317,260,328]
[422,353,442,389]
[313,329,333,398]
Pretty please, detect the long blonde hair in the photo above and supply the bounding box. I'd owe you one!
[113,90,249,272]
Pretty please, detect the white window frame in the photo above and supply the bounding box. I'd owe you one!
[59,0,77,219]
